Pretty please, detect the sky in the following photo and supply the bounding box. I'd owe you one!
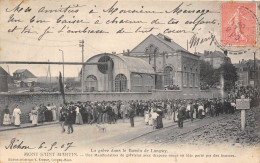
[0,0,259,77]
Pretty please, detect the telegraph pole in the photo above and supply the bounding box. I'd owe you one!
[59,49,65,90]
[79,40,85,93]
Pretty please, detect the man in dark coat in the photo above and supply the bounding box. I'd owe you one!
[156,108,163,129]
[66,105,74,134]
[178,104,186,128]
[38,104,45,124]
[96,103,103,124]
[190,102,195,121]
[106,103,113,124]
[128,106,135,127]
[60,104,68,133]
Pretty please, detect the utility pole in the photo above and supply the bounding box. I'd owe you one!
[154,48,157,72]
[46,60,52,91]
[59,49,65,92]
[79,40,85,93]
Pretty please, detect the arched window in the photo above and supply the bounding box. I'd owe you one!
[190,68,193,87]
[195,68,199,87]
[183,66,187,87]
[85,75,98,92]
[115,74,127,92]
[164,66,174,86]
[146,75,154,91]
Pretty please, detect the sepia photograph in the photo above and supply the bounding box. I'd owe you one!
[0,0,259,162]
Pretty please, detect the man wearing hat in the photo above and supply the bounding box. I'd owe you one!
[66,104,74,134]
[128,105,135,127]
[178,103,186,128]
[190,102,195,121]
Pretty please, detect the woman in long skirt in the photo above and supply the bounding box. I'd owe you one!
[144,109,149,125]
[75,106,83,125]
[31,107,38,126]
[193,108,197,119]
[3,105,11,126]
[151,109,158,129]
[156,109,163,129]
[51,105,57,121]
[13,105,21,127]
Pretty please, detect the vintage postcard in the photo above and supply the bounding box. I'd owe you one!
[0,0,259,163]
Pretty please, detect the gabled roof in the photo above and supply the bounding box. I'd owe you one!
[131,33,189,53]
[155,33,188,52]
[0,66,9,76]
[13,69,27,73]
[13,69,37,78]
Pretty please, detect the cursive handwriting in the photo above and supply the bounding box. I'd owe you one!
[5,138,35,149]
[6,1,32,13]
[189,33,215,48]
[5,138,75,152]
[38,141,74,151]
[103,1,163,15]
[4,0,220,41]
[165,2,210,15]
[38,4,86,14]
[164,28,193,34]
[185,14,217,31]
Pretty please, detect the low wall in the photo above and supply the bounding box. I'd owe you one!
[0,89,224,124]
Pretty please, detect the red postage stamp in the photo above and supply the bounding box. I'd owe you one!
[221,3,256,46]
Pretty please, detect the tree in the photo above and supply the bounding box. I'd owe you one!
[218,62,238,91]
[200,60,238,91]
[200,60,219,88]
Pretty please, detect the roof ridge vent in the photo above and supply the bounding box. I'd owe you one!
[157,33,172,42]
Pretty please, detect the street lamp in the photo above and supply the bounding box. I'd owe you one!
[59,49,65,89]
[254,48,260,88]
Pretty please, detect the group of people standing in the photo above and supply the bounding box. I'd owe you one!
[55,97,238,133]
[1,103,58,127]
[2,91,255,131]
[2,105,21,127]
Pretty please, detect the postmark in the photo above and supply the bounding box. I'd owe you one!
[221,3,256,47]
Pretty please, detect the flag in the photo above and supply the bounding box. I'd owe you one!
[59,72,65,104]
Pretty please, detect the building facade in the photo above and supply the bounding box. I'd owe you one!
[234,59,260,87]
[13,69,37,87]
[199,50,231,69]
[83,53,155,92]
[0,66,10,92]
[129,33,200,91]
[82,33,200,92]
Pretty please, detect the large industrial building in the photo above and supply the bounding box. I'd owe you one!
[83,33,200,92]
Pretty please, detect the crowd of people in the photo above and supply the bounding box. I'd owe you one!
[228,86,259,106]
[54,97,239,132]
[164,85,180,90]
[1,85,259,133]
[1,103,58,127]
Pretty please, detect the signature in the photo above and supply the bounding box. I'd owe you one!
[5,138,74,152]
[189,32,215,48]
